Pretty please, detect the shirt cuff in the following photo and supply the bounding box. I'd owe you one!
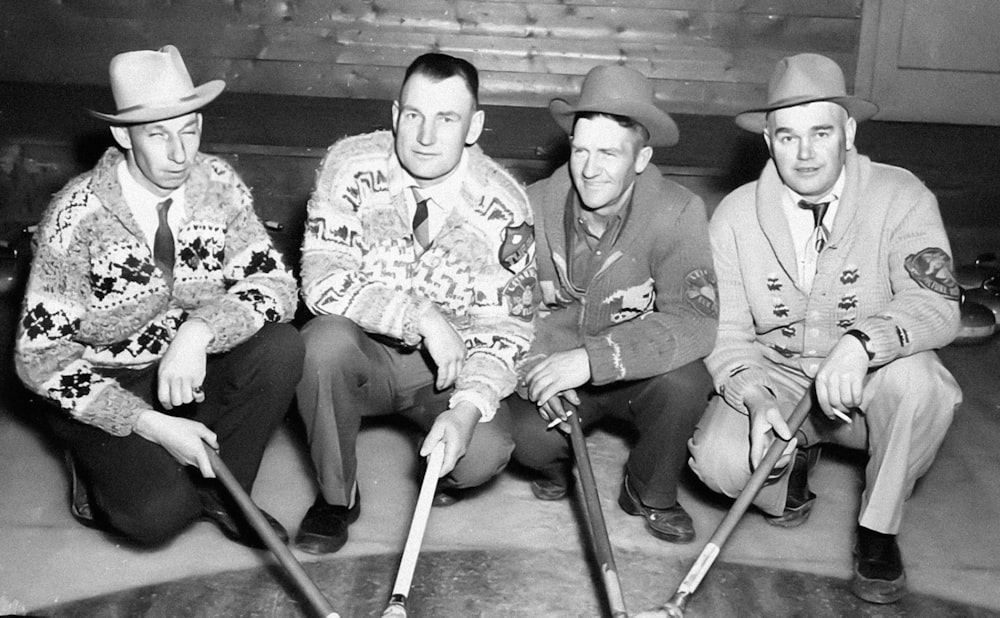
[449,390,494,423]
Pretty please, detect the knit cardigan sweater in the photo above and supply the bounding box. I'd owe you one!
[707,150,961,413]
[524,163,718,384]
[15,148,298,436]
[300,131,534,420]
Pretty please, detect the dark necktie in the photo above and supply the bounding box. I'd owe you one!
[154,198,175,284]
[798,199,830,252]
[411,189,430,251]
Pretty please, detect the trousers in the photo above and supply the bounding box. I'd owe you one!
[296,315,514,506]
[41,322,303,544]
[688,351,961,533]
[509,359,712,509]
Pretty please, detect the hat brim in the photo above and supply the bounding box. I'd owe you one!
[735,94,879,133]
[550,97,679,147]
[89,80,226,124]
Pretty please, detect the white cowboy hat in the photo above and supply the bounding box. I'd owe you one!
[89,45,225,124]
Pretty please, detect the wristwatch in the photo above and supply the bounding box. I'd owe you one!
[844,329,875,361]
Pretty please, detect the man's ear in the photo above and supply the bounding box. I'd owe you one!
[110,125,132,151]
[762,127,773,156]
[633,145,654,174]
[391,100,400,134]
[465,109,485,146]
[844,116,857,151]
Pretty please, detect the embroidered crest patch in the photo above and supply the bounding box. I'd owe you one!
[498,221,534,273]
[685,268,718,317]
[904,248,960,300]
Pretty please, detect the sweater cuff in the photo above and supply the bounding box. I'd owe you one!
[851,316,900,366]
[584,333,625,385]
[401,298,435,347]
[717,365,774,415]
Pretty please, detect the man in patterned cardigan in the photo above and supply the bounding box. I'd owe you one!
[688,54,963,603]
[509,66,718,544]
[294,53,534,554]
[15,46,302,548]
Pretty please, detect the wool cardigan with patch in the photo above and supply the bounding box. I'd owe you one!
[706,150,961,413]
[15,148,298,436]
[523,162,718,384]
[300,131,534,420]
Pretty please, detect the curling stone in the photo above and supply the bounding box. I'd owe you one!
[956,252,1000,289]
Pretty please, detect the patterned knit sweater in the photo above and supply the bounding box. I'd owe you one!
[300,131,534,420]
[707,150,961,413]
[15,148,298,436]
[524,163,718,384]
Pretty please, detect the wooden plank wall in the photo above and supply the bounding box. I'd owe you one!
[0,0,861,114]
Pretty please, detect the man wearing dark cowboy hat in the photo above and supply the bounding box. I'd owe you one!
[293,53,534,555]
[15,45,303,548]
[509,65,717,543]
[688,53,962,603]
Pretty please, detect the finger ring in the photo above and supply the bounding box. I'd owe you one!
[192,386,204,394]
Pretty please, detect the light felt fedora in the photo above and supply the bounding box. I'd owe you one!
[90,45,225,124]
[550,65,679,147]
[735,53,878,133]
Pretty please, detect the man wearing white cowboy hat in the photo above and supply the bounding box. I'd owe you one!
[688,53,962,603]
[15,45,303,549]
[508,65,718,543]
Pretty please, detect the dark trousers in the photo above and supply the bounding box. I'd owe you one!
[41,322,303,545]
[509,358,711,508]
[296,315,514,506]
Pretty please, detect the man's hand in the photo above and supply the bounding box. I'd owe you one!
[420,402,481,476]
[815,334,868,420]
[418,306,467,390]
[539,389,581,423]
[134,410,219,478]
[158,319,213,409]
[525,348,591,406]
[744,385,797,471]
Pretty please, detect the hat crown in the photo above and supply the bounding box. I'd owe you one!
[576,65,655,108]
[109,45,197,113]
[767,53,849,106]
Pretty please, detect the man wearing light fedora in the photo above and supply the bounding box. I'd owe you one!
[509,65,717,543]
[687,53,962,602]
[15,45,303,548]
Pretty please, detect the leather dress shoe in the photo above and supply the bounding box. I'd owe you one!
[65,451,99,530]
[851,526,906,604]
[295,492,360,555]
[201,494,289,550]
[765,446,819,528]
[617,473,694,544]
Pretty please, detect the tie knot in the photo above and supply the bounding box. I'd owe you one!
[798,199,830,228]
[157,198,173,219]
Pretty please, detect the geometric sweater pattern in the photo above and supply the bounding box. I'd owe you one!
[16,148,298,436]
[300,131,534,419]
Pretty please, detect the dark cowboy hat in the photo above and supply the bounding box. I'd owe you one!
[89,45,225,124]
[549,65,679,147]
[735,53,879,133]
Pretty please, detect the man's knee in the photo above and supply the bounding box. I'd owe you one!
[301,315,369,370]
[687,397,751,497]
[870,353,961,418]
[450,430,515,488]
[103,485,198,546]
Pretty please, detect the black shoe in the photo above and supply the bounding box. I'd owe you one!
[529,464,574,501]
[851,527,907,604]
[617,473,694,544]
[64,451,98,529]
[200,491,289,550]
[295,492,360,555]
[765,446,819,528]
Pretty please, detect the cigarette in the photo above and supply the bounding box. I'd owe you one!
[546,412,573,429]
[832,408,852,424]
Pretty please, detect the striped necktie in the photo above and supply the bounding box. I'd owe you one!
[798,199,830,252]
[154,198,175,285]
[411,189,430,251]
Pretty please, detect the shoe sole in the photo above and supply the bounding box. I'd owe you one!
[851,567,906,604]
[764,494,816,528]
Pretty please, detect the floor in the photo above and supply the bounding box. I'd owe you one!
[1,289,1000,618]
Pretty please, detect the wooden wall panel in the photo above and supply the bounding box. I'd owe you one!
[0,0,862,115]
